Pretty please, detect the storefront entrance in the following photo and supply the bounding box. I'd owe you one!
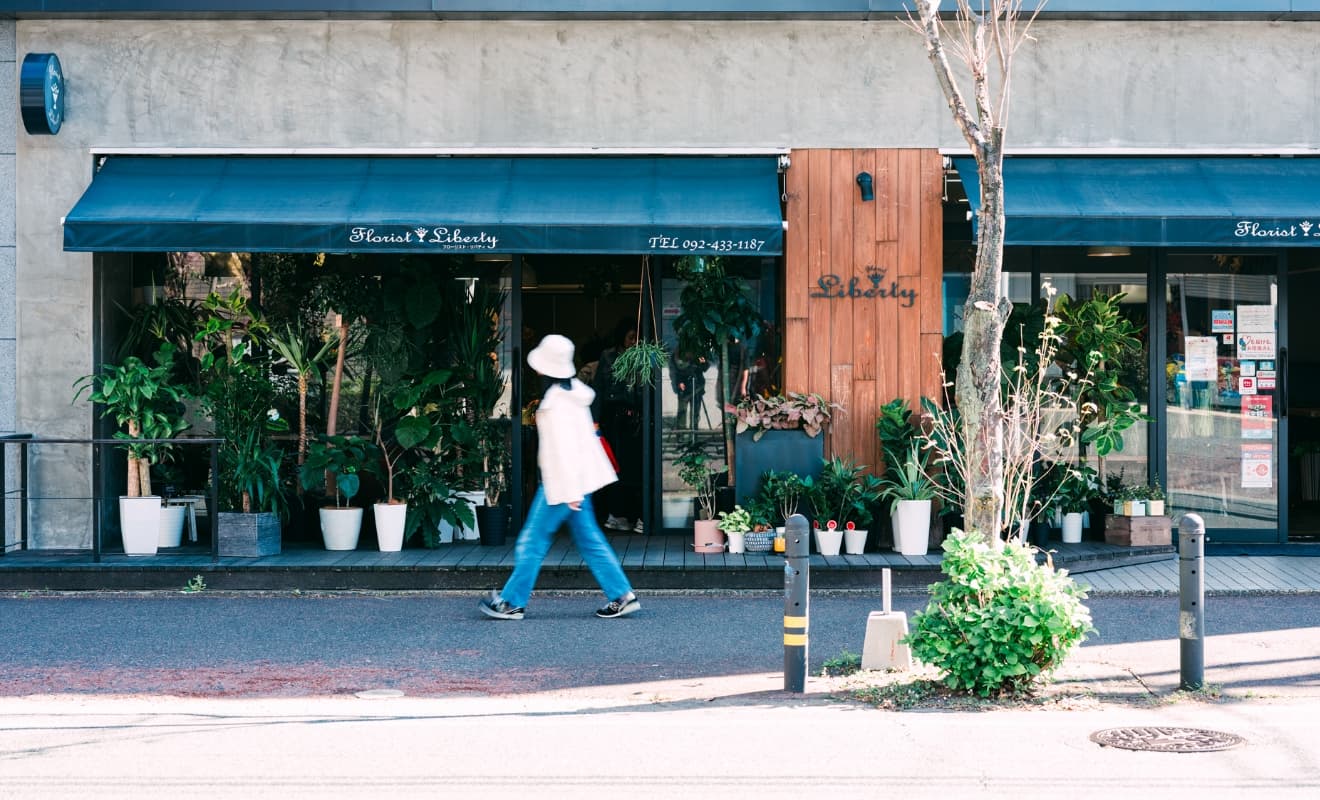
[1160,254,1285,542]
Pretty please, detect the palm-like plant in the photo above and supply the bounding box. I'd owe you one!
[268,324,338,472]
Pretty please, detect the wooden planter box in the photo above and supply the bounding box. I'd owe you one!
[733,430,825,508]
[1104,515,1172,547]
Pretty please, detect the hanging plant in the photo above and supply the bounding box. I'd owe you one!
[609,256,668,389]
[610,340,668,390]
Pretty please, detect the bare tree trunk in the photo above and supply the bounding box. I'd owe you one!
[325,314,349,494]
[126,420,142,498]
[910,0,1039,544]
[956,152,1010,540]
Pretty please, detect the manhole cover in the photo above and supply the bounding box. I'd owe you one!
[1090,727,1245,753]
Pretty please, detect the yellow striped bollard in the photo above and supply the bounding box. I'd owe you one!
[783,513,810,692]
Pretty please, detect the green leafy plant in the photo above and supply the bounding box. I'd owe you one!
[401,454,475,547]
[73,342,190,498]
[610,341,669,390]
[904,530,1094,697]
[182,575,206,594]
[1055,290,1148,483]
[1054,464,1098,514]
[1148,479,1165,502]
[801,457,883,529]
[716,505,753,534]
[730,392,835,441]
[676,443,726,521]
[876,445,938,515]
[875,397,920,478]
[299,434,380,508]
[820,650,863,677]
[758,470,805,526]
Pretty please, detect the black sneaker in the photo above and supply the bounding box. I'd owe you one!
[595,593,640,619]
[479,591,525,620]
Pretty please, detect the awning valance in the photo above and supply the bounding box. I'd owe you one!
[953,156,1320,248]
[64,155,785,256]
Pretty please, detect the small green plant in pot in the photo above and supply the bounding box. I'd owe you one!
[877,445,938,556]
[73,342,190,555]
[300,434,381,551]
[717,505,753,554]
[801,457,883,556]
[677,443,727,553]
[905,530,1094,698]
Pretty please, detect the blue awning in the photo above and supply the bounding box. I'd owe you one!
[64,155,784,256]
[953,156,1320,247]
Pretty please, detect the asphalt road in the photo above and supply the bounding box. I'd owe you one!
[2,591,1317,698]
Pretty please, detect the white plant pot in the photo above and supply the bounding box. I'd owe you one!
[843,528,868,555]
[374,502,408,552]
[158,504,186,548]
[119,496,162,556]
[320,507,364,551]
[1131,500,1146,517]
[893,500,932,556]
[1061,512,1085,544]
[1148,500,1165,516]
[814,527,843,556]
[725,531,746,554]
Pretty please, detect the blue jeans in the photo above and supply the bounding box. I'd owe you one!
[499,487,634,609]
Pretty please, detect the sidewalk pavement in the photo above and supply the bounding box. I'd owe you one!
[1076,554,1320,595]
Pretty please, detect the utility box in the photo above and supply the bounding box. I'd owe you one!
[1104,515,1172,546]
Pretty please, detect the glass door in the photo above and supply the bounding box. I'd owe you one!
[1163,254,1286,542]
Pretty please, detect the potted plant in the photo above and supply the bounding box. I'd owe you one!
[1148,479,1166,517]
[677,444,727,553]
[1129,483,1148,517]
[1055,468,1092,544]
[402,453,475,547]
[73,342,190,556]
[717,505,753,554]
[729,392,834,506]
[371,368,454,552]
[742,496,778,553]
[801,456,882,557]
[474,419,512,547]
[194,290,288,557]
[876,445,937,556]
[299,434,380,551]
[758,469,805,532]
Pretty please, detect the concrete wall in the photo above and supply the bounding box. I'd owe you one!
[12,17,1320,546]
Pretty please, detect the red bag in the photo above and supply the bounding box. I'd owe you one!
[598,431,620,472]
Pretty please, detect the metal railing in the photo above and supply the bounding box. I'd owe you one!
[1,435,222,563]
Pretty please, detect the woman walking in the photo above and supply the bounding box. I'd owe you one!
[479,334,640,620]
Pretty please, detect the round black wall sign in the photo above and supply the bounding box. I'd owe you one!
[20,53,64,136]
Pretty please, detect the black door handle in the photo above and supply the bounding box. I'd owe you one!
[1279,346,1288,418]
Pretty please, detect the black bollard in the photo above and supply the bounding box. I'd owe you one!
[783,513,810,693]
[1179,513,1206,691]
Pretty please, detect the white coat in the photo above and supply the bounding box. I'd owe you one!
[536,378,618,506]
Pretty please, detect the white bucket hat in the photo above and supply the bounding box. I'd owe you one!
[527,334,577,379]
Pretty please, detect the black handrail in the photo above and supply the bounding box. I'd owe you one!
[1,436,223,562]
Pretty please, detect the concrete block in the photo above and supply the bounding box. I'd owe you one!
[861,610,912,671]
[217,512,282,557]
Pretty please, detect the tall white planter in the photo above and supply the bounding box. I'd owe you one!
[374,502,408,552]
[320,507,364,551]
[1061,512,1085,544]
[892,500,932,556]
[120,496,162,556]
[158,504,186,548]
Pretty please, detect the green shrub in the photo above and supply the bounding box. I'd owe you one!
[904,530,1094,697]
